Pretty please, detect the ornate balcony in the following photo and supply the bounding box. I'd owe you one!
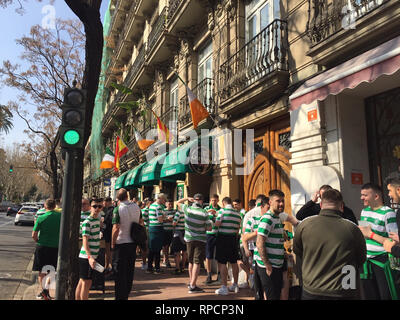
[217,19,289,114]
[306,0,400,66]
[123,45,146,89]
[179,78,216,129]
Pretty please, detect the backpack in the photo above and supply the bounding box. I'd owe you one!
[130,222,147,247]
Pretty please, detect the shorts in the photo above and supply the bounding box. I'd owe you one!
[215,234,239,264]
[171,232,186,254]
[205,234,217,259]
[32,246,58,272]
[186,241,206,264]
[79,258,99,280]
[163,230,173,247]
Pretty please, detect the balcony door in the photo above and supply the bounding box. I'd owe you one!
[198,41,213,112]
[169,78,178,132]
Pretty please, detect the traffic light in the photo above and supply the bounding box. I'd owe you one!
[9,165,13,173]
[59,87,86,149]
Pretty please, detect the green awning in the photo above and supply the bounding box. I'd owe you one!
[138,152,168,185]
[123,163,146,189]
[114,171,130,190]
[160,137,213,180]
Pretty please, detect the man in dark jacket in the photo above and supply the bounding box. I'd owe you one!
[103,197,114,273]
[293,189,366,300]
[296,185,358,225]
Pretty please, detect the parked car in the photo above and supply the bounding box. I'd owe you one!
[6,205,22,216]
[14,206,39,226]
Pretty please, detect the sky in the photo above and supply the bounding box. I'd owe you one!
[0,0,109,150]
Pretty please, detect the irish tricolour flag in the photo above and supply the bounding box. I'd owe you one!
[100,147,115,169]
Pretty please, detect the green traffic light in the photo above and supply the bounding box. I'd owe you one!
[63,129,80,145]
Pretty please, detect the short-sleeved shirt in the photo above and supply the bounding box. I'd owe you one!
[182,203,212,243]
[244,215,263,251]
[148,203,165,228]
[204,204,221,235]
[360,206,398,258]
[163,209,176,231]
[215,205,241,235]
[79,215,101,259]
[79,211,91,237]
[33,210,61,248]
[253,210,285,269]
[112,201,141,244]
[142,207,150,229]
[173,210,185,231]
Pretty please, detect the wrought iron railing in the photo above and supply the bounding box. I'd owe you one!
[167,0,183,22]
[147,6,168,56]
[102,91,124,128]
[307,0,390,45]
[124,44,146,87]
[179,78,215,128]
[217,19,288,103]
[160,106,178,132]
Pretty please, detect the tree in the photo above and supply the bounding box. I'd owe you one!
[0,105,13,134]
[0,19,85,199]
[1,0,104,300]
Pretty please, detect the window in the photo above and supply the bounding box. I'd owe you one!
[169,78,179,130]
[245,0,280,41]
[197,41,213,110]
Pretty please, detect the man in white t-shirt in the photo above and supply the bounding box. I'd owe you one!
[111,188,142,300]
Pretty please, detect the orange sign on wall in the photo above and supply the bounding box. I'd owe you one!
[307,109,318,122]
[351,172,363,185]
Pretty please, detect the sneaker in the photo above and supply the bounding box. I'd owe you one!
[228,283,239,293]
[204,274,213,285]
[154,269,162,274]
[166,261,172,268]
[188,286,204,293]
[37,289,51,300]
[173,269,181,275]
[238,282,249,289]
[145,268,153,274]
[215,286,229,296]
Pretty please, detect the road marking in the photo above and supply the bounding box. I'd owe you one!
[0,273,12,279]
[0,220,14,228]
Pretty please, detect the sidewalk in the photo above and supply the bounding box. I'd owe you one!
[15,256,254,300]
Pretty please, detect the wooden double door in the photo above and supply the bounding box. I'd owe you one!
[243,115,292,217]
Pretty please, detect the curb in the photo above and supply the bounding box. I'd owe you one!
[13,254,38,300]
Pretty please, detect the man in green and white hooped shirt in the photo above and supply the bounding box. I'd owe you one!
[147,193,167,274]
[233,198,250,289]
[204,194,221,284]
[177,193,213,293]
[162,199,176,268]
[75,198,103,300]
[79,198,91,238]
[214,197,242,296]
[254,189,286,300]
[358,183,398,300]
[172,207,187,274]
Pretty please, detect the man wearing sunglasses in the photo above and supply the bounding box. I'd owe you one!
[75,198,103,300]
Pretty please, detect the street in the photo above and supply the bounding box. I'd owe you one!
[0,211,36,300]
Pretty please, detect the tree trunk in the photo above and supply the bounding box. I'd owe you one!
[64,0,103,300]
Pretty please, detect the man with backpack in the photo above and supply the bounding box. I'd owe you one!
[111,188,142,300]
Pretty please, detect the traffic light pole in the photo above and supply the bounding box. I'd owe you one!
[55,149,76,300]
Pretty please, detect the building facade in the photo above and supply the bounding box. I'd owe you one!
[84,0,400,223]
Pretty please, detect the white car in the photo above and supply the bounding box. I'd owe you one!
[14,206,39,226]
